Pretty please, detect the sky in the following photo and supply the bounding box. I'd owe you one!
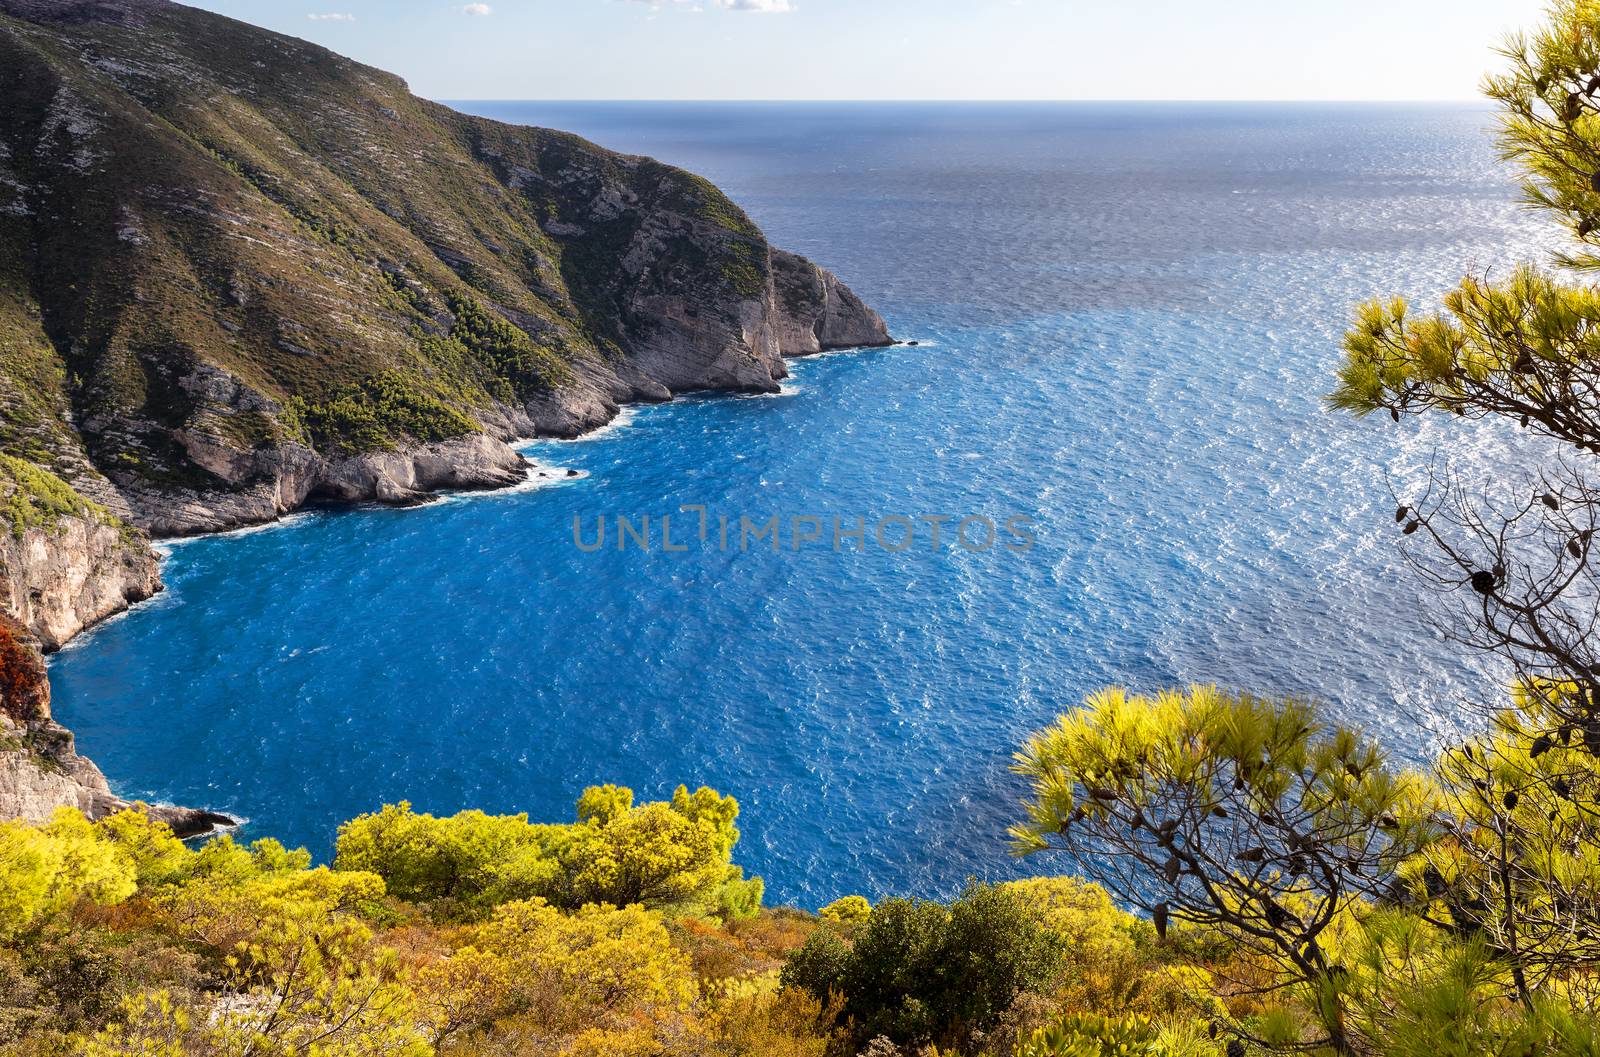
[188,0,1553,102]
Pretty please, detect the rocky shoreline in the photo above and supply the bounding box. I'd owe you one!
[0,609,235,837]
[0,327,896,836]
[117,271,895,541]
[0,0,893,834]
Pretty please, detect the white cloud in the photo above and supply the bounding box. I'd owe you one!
[306,11,355,21]
[462,2,492,14]
[619,0,792,12]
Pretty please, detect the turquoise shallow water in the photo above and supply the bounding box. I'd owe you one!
[50,103,1557,907]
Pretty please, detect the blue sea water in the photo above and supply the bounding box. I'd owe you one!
[49,103,1561,907]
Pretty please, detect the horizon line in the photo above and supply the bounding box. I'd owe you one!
[437,97,1494,106]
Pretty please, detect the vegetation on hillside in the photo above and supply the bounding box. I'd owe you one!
[0,790,804,1057]
[21,688,1600,1056]
[0,0,789,488]
[20,4,1600,1057]
[332,785,763,919]
[0,455,124,540]
[0,794,1261,1057]
[279,373,479,458]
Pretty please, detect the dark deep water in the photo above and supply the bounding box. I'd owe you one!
[49,103,1557,907]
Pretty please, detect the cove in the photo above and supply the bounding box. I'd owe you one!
[50,102,1556,907]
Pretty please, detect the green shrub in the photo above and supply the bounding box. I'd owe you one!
[781,882,1062,1048]
[719,239,767,298]
[447,294,571,392]
[281,371,477,455]
[0,810,139,938]
[0,455,119,539]
[1015,1013,1168,1057]
[819,894,872,924]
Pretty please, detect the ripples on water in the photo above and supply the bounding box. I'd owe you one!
[49,103,1565,906]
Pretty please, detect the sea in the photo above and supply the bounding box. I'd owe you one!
[47,102,1562,907]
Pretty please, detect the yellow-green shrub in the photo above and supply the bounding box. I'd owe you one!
[818,894,871,924]
[0,810,138,936]
[334,785,763,918]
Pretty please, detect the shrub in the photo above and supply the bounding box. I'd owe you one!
[819,894,872,924]
[702,984,842,1057]
[334,785,763,917]
[447,293,571,392]
[87,920,432,1057]
[281,371,477,455]
[478,898,693,1016]
[330,802,549,907]
[781,882,1062,1048]
[0,810,139,937]
[0,454,120,539]
[1004,878,1149,967]
[1015,1012,1225,1057]
[95,810,190,887]
[1016,1013,1157,1057]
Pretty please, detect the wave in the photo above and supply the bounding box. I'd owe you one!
[432,464,590,505]
[154,511,318,553]
[519,406,640,450]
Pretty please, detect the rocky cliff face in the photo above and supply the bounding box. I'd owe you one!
[0,455,160,646]
[0,0,890,538]
[772,249,893,355]
[0,513,160,650]
[0,0,892,827]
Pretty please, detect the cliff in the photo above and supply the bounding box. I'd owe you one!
[0,456,160,647]
[0,0,892,827]
[0,0,889,538]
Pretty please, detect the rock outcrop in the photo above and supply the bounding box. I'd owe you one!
[0,0,892,828]
[125,431,534,536]
[772,249,895,355]
[0,511,161,650]
[0,455,159,642]
[0,613,231,835]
